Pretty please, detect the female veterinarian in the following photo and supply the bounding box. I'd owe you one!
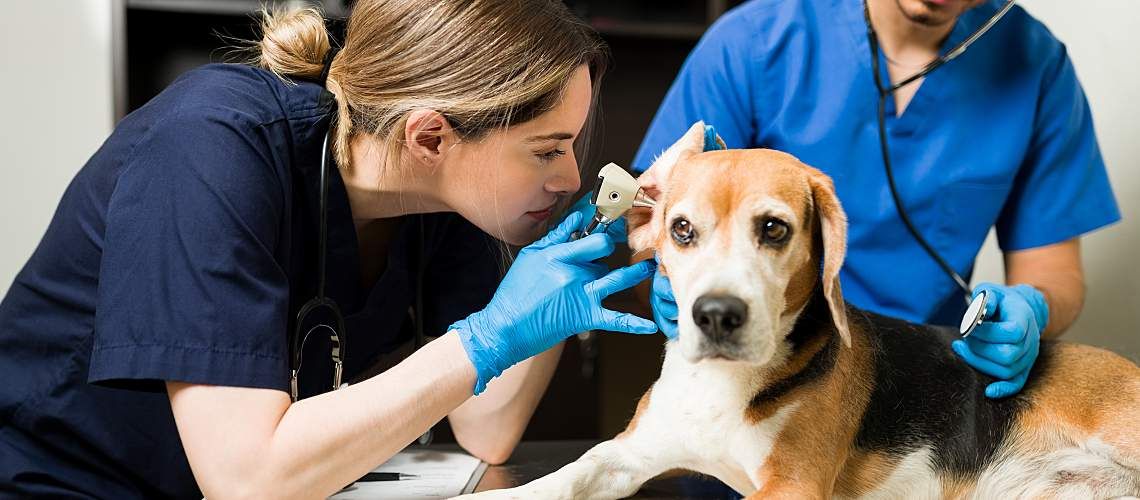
[0,1,657,497]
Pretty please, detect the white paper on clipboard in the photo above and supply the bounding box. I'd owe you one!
[330,448,487,499]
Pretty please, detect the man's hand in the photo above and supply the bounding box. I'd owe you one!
[649,256,679,340]
[952,283,1049,399]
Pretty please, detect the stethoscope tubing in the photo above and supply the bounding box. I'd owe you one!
[862,0,1015,304]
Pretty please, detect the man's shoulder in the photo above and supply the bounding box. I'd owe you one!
[728,0,827,22]
[707,0,867,62]
[710,0,824,41]
[987,3,1069,64]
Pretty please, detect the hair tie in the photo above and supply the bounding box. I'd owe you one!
[317,47,341,112]
[318,47,340,87]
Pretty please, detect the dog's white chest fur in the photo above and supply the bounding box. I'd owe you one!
[634,346,799,494]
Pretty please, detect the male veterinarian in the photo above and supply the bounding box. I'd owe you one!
[635,0,1120,398]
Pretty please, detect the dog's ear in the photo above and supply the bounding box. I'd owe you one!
[808,170,851,346]
[628,122,709,256]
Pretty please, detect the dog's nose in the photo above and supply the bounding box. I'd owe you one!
[692,294,748,340]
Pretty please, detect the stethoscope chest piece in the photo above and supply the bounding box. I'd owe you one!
[959,289,988,337]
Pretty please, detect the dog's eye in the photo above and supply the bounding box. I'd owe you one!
[760,218,790,245]
[671,218,696,246]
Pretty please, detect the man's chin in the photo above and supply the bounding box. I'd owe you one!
[899,0,958,26]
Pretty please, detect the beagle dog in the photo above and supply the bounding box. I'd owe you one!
[460,123,1140,499]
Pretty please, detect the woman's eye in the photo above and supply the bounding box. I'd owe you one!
[671,218,696,246]
[537,149,566,162]
[760,218,790,245]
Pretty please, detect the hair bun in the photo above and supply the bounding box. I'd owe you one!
[257,6,332,82]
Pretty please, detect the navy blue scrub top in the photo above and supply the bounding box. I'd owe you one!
[0,64,502,498]
[633,0,1120,326]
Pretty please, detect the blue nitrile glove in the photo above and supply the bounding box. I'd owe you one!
[951,283,1049,399]
[650,255,679,340]
[703,124,724,152]
[452,212,658,394]
[646,124,724,340]
[566,191,627,243]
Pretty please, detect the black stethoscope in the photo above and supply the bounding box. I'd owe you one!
[288,50,431,445]
[289,126,346,403]
[289,46,435,443]
[862,0,1015,324]
[288,47,345,404]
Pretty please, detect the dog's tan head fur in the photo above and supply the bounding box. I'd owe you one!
[630,122,850,364]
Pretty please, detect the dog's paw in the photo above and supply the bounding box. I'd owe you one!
[452,482,578,500]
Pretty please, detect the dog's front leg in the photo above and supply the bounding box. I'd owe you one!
[457,430,675,500]
[743,482,829,500]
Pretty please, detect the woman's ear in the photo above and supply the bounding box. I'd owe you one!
[404,110,456,166]
[628,121,709,257]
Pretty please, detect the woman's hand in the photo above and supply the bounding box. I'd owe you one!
[451,212,657,394]
[564,191,627,242]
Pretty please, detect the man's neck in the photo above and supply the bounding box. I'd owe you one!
[867,0,958,65]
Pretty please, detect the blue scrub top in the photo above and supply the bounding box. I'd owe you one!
[634,0,1120,326]
[0,64,502,498]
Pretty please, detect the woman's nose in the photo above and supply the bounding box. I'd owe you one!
[545,153,581,194]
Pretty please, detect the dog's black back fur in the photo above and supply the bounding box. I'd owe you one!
[850,307,1052,478]
[748,288,1054,479]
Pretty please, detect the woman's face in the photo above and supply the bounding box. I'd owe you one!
[439,65,592,245]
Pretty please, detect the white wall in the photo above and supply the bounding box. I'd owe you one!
[0,1,114,296]
[972,0,1140,359]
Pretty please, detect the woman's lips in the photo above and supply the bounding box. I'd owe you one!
[526,202,558,221]
[526,208,553,221]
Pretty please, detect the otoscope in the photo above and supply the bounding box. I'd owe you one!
[572,163,657,240]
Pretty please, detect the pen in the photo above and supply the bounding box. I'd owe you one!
[357,472,419,482]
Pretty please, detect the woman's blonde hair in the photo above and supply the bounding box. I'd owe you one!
[251,0,608,171]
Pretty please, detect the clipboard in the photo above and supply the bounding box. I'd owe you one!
[330,448,487,499]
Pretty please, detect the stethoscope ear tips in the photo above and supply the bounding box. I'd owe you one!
[959,289,988,337]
